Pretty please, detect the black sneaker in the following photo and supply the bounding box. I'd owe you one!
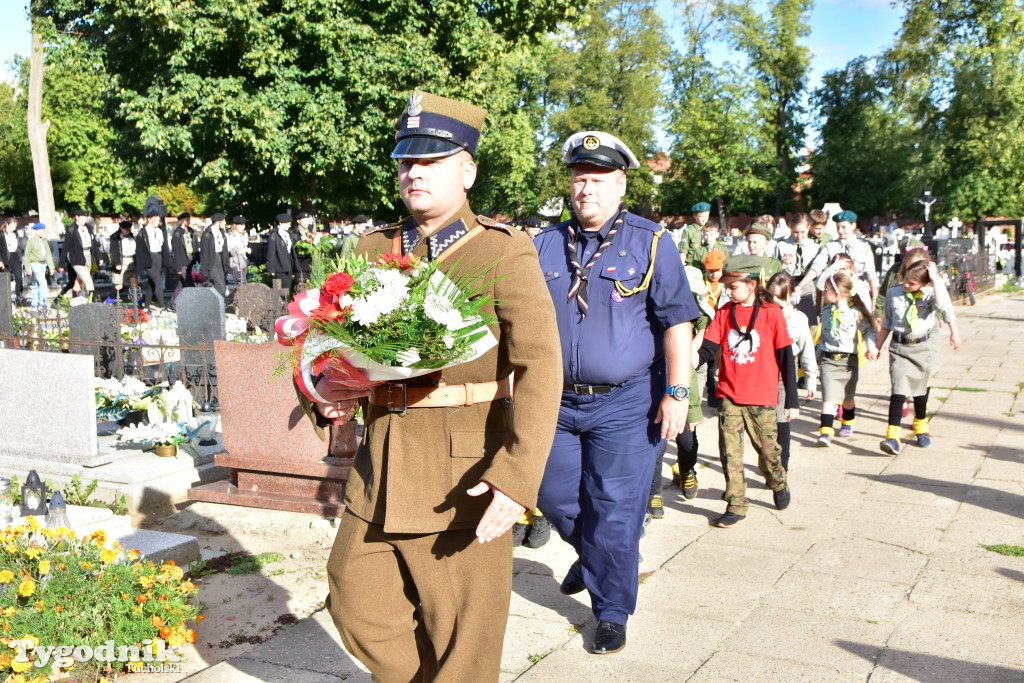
[681,469,699,500]
[511,523,527,548]
[713,511,746,528]
[647,494,665,519]
[773,484,791,510]
[523,515,551,548]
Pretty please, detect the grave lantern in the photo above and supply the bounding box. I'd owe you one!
[46,490,71,530]
[0,478,13,525]
[20,470,48,517]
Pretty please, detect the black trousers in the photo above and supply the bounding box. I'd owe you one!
[143,258,165,307]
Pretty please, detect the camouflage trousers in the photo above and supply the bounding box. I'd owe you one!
[718,397,787,516]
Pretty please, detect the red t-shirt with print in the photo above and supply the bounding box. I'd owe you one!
[705,300,793,406]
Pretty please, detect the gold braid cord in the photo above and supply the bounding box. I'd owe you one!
[614,228,666,297]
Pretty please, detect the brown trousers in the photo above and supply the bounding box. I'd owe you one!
[326,513,512,683]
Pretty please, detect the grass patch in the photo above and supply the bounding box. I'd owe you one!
[227,551,285,576]
[527,653,545,663]
[1004,412,1017,418]
[1000,281,1022,293]
[981,544,1024,557]
[932,386,988,393]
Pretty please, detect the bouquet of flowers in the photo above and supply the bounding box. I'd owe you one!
[275,252,498,402]
[94,377,174,424]
[116,421,191,447]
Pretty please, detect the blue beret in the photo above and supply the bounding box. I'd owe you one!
[833,210,858,223]
[691,202,712,213]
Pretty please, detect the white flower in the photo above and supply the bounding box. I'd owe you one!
[443,335,455,349]
[350,289,404,326]
[423,291,464,330]
[396,348,421,366]
[373,268,411,298]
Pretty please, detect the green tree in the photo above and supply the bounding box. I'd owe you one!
[716,0,812,215]
[0,81,35,212]
[536,0,670,215]
[661,1,773,220]
[35,0,584,220]
[885,0,1024,219]
[807,57,918,218]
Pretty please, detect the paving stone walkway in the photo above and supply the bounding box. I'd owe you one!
[187,291,1024,682]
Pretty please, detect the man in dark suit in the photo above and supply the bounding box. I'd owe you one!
[266,213,297,291]
[0,218,26,305]
[136,209,171,308]
[200,213,230,296]
[59,209,104,300]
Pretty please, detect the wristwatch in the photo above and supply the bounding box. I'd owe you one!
[667,384,690,401]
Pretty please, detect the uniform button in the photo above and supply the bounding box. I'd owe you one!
[481,447,486,454]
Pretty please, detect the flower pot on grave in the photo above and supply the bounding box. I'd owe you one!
[155,444,178,458]
[118,409,147,427]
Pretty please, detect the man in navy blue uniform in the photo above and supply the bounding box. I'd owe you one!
[533,131,698,655]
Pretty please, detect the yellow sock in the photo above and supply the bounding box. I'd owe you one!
[886,425,902,440]
[820,426,835,437]
[516,509,536,525]
[670,462,680,476]
[914,418,929,435]
[841,418,856,427]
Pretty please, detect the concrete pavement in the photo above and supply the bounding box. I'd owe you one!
[186,291,1024,682]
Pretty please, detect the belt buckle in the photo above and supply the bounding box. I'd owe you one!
[573,383,592,395]
[386,383,408,415]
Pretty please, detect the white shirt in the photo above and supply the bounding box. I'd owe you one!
[4,233,17,254]
[146,225,164,252]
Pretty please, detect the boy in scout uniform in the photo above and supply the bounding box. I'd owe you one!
[301,91,562,682]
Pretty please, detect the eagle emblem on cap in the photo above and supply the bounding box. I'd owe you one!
[582,135,600,150]
[407,91,423,117]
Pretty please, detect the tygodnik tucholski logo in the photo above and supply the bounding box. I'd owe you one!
[9,637,183,672]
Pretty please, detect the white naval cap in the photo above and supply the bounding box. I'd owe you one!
[561,131,640,171]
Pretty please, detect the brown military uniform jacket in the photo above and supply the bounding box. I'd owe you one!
[301,203,562,534]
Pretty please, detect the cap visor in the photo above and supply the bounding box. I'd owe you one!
[719,272,752,285]
[568,151,624,170]
[392,137,464,159]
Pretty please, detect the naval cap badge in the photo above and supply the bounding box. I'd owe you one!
[582,135,600,150]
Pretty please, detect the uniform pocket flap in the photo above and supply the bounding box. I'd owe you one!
[450,430,506,458]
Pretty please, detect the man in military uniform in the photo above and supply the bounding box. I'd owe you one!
[302,90,562,682]
[672,201,710,255]
[799,209,879,306]
[533,130,697,655]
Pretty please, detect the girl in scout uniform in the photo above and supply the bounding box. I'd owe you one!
[766,272,816,470]
[816,270,878,447]
[872,259,961,454]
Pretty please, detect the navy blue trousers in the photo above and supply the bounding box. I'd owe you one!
[537,372,662,625]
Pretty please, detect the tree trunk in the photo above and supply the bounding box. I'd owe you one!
[27,27,57,240]
[717,196,727,231]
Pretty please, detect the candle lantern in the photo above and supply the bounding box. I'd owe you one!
[46,491,71,530]
[20,470,48,517]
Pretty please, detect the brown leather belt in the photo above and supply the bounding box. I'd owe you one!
[369,377,512,413]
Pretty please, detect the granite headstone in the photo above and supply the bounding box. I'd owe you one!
[176,288,225,404]
[0,272,12,338]
[69,303,123,377]
[234,282,283,337]
[0,349,111,466]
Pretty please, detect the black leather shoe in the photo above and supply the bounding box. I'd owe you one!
[592,620,626,654]
[773,484,791,511]
[560,560,585,595]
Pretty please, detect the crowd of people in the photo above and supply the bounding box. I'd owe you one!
[0,211,374,313]
[1,87,969,679]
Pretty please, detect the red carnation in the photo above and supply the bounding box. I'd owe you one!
[322,272,355,298]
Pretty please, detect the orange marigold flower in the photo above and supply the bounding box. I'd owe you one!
[127,549,141,560]
[195,615,205,624]
[185,628,197,643]
[33,600,44,613]
[81,562,93,570]
[90,530,108,545]
[159,626,173,639]
[53,605,62,613]
[151,616,164,628]
[136,594,150,604]
[17,580,35,597]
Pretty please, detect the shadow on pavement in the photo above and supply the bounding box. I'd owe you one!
[511,557,592,627]
[835,639,1024,682]
[852,473,1023,519]
[996,567,1024,583]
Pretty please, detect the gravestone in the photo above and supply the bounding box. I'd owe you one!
[0,349,112,466]
[188,341,356,516]
[0,272,12,338]
[176,288,225,407]
[69,303,123,377]
[235,282,283,336]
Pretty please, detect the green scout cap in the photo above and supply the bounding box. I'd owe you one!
[744,221,773,240]
[720,254,768,284]
[691,202,711,213]
[833,209,858,223]
[392,90,487,159]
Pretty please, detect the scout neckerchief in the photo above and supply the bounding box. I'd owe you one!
[706,281,722,308]
[729,296,761,352]
[905,290,923,333]
[794,242,804,272]
[566,204,627,320]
